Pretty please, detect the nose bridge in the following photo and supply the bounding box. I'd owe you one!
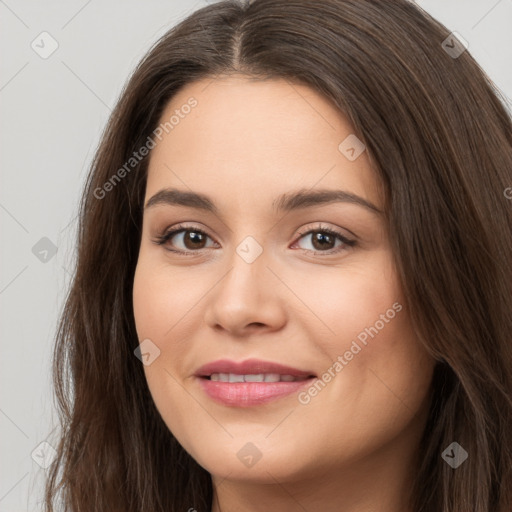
[220,233,270,306]
[204,232,286,333]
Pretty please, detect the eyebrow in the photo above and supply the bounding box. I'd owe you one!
[144,187,383,215]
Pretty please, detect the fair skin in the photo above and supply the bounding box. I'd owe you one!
[132,75,436,512]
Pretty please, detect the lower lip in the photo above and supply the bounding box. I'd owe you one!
[197,377,316,407]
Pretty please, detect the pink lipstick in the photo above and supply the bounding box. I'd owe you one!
[194,358,316,407]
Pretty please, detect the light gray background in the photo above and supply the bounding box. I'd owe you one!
[1,0,511,509]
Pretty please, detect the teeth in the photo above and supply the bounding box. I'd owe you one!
[244,374,265,382]
[209,373,303,383]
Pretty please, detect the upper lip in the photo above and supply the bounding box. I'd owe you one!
[194,358,316,378]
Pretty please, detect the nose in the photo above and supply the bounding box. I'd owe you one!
[203,242,287,337]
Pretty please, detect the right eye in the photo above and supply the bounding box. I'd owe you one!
[153,224,218,255]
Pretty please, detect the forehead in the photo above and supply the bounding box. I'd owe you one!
[145,75,382,212]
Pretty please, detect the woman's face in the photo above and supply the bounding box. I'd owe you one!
[133,75,435,484]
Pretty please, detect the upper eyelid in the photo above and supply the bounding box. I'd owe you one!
[296,223,353,238]
[161,222,351,235]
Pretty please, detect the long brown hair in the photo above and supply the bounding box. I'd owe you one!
[44,1,512,510]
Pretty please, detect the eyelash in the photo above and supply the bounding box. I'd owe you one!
[152,223,356,257]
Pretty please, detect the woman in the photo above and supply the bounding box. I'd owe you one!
[44,1,512,511]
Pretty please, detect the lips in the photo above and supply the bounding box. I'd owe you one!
[194,359,317,407]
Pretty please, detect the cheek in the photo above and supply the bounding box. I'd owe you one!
[132,259,193,366]
[295,248,403,356]
[295,250,433,418]
[132,256,198,340]
[132,255,206,429]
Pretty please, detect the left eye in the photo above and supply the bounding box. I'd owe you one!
[292,227,355,253]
